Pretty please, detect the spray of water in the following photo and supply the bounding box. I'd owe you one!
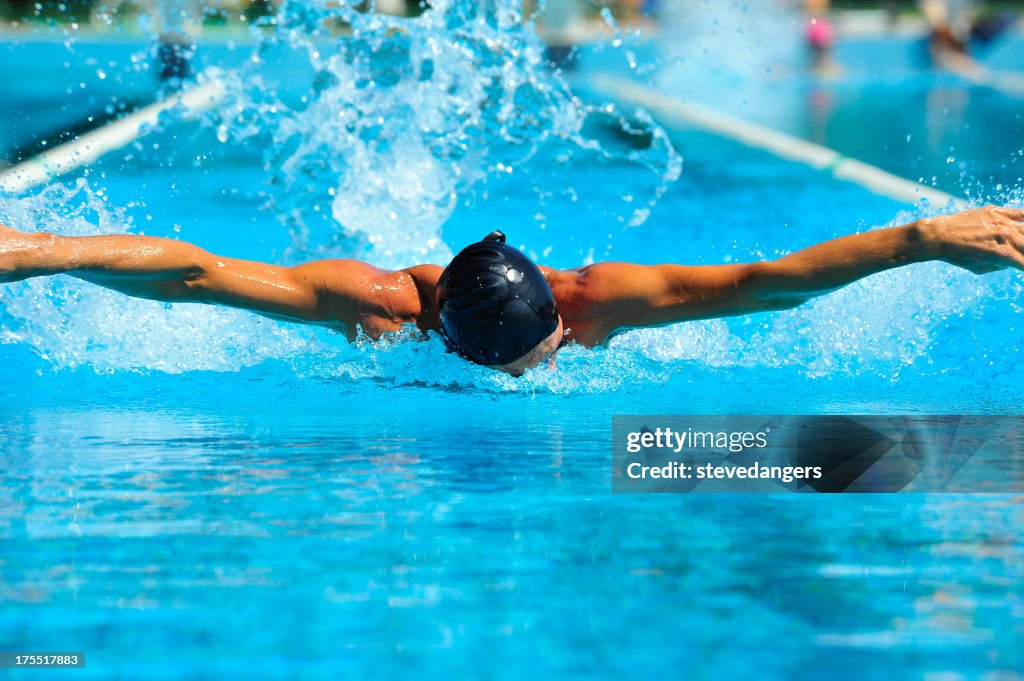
[208,0,680,268]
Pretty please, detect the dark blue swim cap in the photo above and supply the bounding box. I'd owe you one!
[438,231,559,366]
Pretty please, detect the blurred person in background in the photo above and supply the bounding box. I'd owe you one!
[919,0,1019,75]
[533,0,586,68]
[139,0,203,86]
[805,0,841,77]
[921,0,982,73]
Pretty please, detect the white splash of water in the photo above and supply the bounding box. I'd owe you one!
[209,0,681,268]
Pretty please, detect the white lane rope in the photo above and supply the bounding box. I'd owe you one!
[585,73,964,209]
[0,79,227,195]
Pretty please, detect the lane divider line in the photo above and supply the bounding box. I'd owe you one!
[585,73,964,209]
[0,79,227,195]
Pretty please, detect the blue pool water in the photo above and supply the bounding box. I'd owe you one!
[2,6,1024,680]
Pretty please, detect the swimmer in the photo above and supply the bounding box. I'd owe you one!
[2,206,1024,375]
[805,0,841,78]
[920,0,983,75]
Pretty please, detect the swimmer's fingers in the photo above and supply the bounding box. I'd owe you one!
[999,231,1024,272]
[933,207,1024,274]
[993,206,1024,222]
[961,225,1024,274]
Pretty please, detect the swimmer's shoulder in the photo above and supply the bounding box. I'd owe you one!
[542,262,635,305]
[320,261,441,299]
[540,264,621,347]
[306,261,442,334]
[399,264,444,332]
[403,264,444,287]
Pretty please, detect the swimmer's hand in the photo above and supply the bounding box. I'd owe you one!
[921,206,1024,274]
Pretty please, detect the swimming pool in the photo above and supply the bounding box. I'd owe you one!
[1,6,1023,680]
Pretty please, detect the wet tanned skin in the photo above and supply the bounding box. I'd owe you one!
[3,206,1024,374]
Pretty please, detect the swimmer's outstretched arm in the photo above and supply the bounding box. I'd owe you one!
[579,206,1024,340]
[0,225,429,337]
